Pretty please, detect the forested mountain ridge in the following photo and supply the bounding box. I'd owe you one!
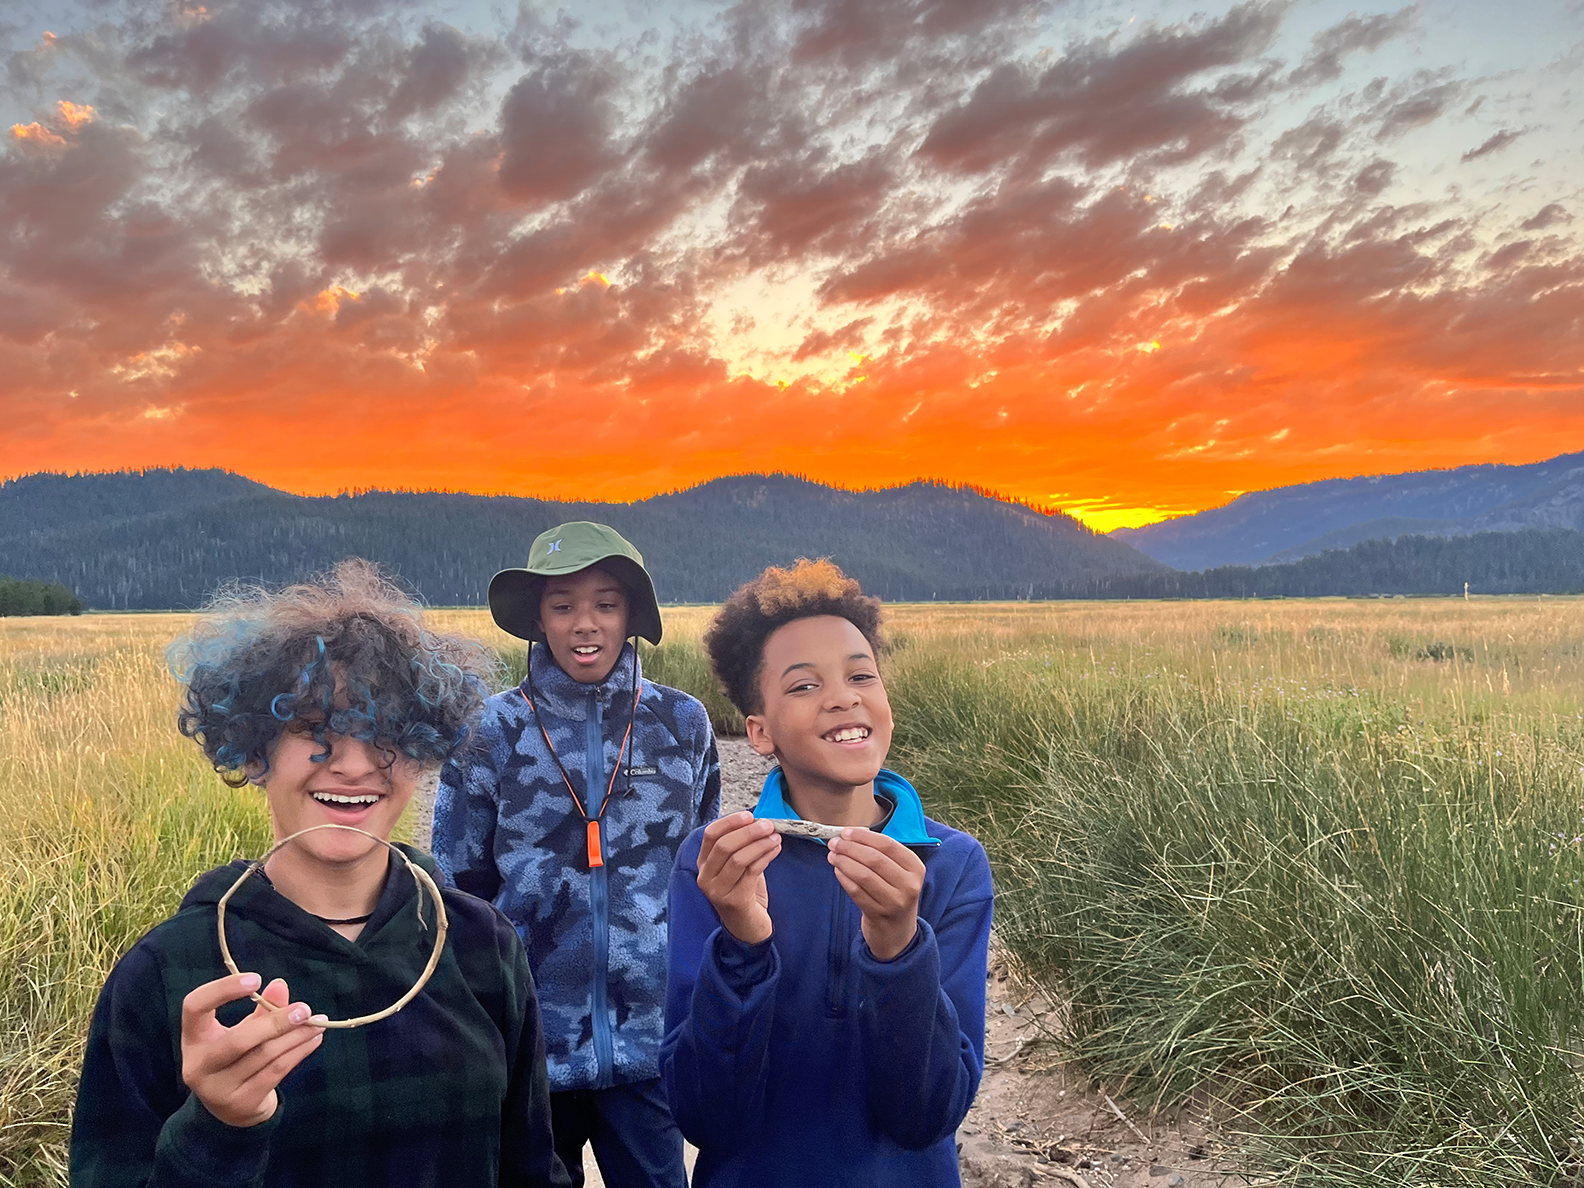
[0,469,1163,610]
[1112,450,1584,570]
[0,468,275,539]
[1076,529,1584,599]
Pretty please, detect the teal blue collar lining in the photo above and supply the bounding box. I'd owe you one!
[752,767,940,847]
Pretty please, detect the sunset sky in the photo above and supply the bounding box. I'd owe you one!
[2,0,1581,529]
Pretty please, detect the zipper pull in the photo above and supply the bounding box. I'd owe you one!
[587,820,604,868]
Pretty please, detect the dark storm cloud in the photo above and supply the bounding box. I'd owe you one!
[498,49,621,204]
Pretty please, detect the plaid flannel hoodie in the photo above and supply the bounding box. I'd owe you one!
[431,642,721,1092]
[70,845,569,1188]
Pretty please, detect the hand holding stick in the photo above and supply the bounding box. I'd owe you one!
[826,829,925,960]
[180,973,325,1128]
[696,811,781,946]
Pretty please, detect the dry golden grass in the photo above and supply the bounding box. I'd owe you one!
[448,595,1584,726]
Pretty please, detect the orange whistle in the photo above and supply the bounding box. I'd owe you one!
[587,820,603,868]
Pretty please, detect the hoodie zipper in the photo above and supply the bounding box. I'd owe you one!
[585,687,615,1087]
[826,868,851,1017]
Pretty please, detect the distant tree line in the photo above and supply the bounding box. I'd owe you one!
[1054,529,1584,599]
[0,578,84,616]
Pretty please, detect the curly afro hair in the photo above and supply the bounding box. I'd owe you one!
[169,559,499,786]
[702,558,884,716]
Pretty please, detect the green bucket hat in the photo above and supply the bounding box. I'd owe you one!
[488,522,663,645]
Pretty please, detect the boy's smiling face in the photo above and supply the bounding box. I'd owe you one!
[537,565,630,683]
[745,614,893,795]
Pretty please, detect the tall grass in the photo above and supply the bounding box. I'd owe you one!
[892,653,1584,1183]
[5,599,1584,1185]
[874,601,1584,1186]
[0,619,272,1186]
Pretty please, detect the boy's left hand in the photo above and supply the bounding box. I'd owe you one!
[827,830,925,960]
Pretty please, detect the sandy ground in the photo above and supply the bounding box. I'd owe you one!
[958,959,1246,1188]
[423,738,1254,1186]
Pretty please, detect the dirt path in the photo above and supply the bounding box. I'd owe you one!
[960,958,1239,1188]
[421,739,1249,1186]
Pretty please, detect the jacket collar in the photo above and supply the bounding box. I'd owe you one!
[525,639,641,721]
[753,766,940,848]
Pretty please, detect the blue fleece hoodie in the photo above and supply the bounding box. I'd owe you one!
[433,643,720,1092]
[661,768,993,1188]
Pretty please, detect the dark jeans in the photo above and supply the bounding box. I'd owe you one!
[549,1077,687,1188]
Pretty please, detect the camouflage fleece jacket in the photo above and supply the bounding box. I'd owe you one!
[432,642,720,1092]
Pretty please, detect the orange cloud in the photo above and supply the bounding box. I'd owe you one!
[9,122,66,147]
[7,100,93,150]
[56,100,95,129]
[308,286,361,315]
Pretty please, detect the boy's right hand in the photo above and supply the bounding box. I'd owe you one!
[696,811,780,946]
[181,973,325,1128]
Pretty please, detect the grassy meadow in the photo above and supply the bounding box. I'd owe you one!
[4,598,1584,1185]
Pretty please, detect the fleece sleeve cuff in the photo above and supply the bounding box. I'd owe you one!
[852,917,938,989]
[711,928,777,995]
[154,1093,278,1186]
[856,922,925,965]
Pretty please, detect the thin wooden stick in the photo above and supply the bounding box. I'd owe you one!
[215,824,449,1030]
[768,818,845,840]
[1101,1091,1151,1147]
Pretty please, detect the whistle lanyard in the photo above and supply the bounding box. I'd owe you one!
[520,651,641,869]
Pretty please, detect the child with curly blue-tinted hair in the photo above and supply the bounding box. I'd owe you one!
[71,559,570,1188]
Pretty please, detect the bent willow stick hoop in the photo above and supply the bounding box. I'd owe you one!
[215,824,449,1030]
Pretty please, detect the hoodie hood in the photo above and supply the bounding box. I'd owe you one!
[181,843,441,963]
